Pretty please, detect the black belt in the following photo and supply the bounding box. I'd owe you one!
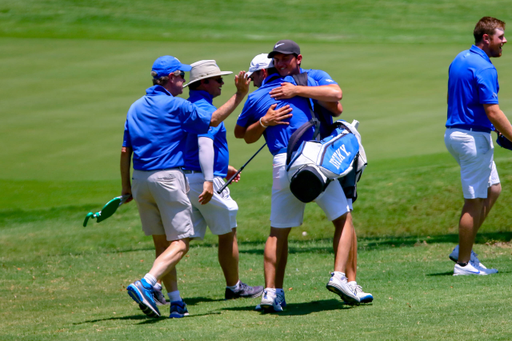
[182,169,202,174]
[448,125,491,133]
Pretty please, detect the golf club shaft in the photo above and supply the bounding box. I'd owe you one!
[217,143,267,194]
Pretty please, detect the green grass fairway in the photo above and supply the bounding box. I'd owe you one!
[1,0,512,340]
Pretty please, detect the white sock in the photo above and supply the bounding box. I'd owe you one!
[168,290,181,302]
[143,273,157,287]
[264,288,277,299]
[332,271,347,281]
[227,280,241,292]
[153,283,162,291]
[347,281,357,286]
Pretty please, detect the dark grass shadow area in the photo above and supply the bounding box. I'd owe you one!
[220,299,368,316]
[234,232,512,256]
[76,310,222,325]
[184,296,225,305]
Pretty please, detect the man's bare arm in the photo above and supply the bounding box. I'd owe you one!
[210,71,250,127]
[234,124,247,139]
[120,147,133,202]
[485,104,512,141]
[270,83,342,102]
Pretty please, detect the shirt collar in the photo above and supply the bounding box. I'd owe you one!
[261,73,283,86]
[146,85,173,96]
[470,45,492,64]
[188,90,213,104]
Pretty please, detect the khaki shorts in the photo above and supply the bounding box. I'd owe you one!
[186,172,238,239]
[270,153,353,228]
[445,128,500,199]
[132,169,194,241]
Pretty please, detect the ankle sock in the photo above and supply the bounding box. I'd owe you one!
[143,273,157,287]
[168,290,181,302]
[227,280,241,292]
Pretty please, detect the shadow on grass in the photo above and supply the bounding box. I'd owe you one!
[426,271,454,277]
[221,299,367,316]
[235,232,512,255]
[185,296,225,305]
[76,310,222,325]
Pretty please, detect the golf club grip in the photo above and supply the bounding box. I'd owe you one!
[217,143,266,194]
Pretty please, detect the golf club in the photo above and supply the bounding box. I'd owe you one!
[217,143,267,194]
[83,194,132,227]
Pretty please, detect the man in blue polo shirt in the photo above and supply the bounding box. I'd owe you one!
[235,56,362,312]
[236,45,371,311]
[182,60,263,300]
[121,55,249,318]
[445,17,512,276]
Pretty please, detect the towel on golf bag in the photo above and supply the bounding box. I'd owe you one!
[286,120,367,203]
[496,132,512,150]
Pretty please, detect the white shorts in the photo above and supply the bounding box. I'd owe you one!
[186,172,238,239]
[270,153,353,228]
[132,169,194,241]
[444,128,500,199]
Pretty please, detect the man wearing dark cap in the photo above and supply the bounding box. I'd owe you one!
[237,41,372,311]
[121,55,250,318]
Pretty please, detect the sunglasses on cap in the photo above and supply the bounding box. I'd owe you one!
[173,70,185,78]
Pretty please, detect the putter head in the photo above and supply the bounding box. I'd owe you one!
[95,197,122,223]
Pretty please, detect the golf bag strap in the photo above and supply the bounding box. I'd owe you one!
[286,119,320,166]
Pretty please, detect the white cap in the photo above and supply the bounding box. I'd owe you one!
[183,60,233,87]
[246,53,274,77]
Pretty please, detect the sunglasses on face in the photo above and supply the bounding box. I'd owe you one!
[212,77,223,84]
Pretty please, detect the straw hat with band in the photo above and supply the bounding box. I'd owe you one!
[184,60,233,88]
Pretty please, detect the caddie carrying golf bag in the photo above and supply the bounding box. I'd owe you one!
[285,120,367,203]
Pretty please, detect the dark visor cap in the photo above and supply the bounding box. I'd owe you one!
[268,40,301,58]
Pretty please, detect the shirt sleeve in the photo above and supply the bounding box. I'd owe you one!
[180,100,212,134]
[477,67,499,104]
[122,119,131,148]
[306,69,338,86]
[236,97,256,128]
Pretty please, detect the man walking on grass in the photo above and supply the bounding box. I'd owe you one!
[182,60,263,300]
[445,17,512,275]
[121,55,250,318]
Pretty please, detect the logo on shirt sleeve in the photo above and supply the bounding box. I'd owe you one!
[493,93,498,99]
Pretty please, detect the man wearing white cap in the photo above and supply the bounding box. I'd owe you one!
[182,60,263,300]
[121,56,250,319]
[246,53,274,88]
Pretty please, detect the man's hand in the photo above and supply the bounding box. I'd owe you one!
[261,104,293,127]
[121,187,133,204]
[226,165,240,183]
[198,181,213,205]
[234,71,250,97]
[269,82,297,100]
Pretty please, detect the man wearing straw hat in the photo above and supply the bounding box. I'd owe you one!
[183,60,264,300]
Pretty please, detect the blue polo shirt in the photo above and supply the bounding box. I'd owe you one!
[237,74,314,155]
[184,90,230,178]
[446,45,500,131]
[122,85,211,171]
